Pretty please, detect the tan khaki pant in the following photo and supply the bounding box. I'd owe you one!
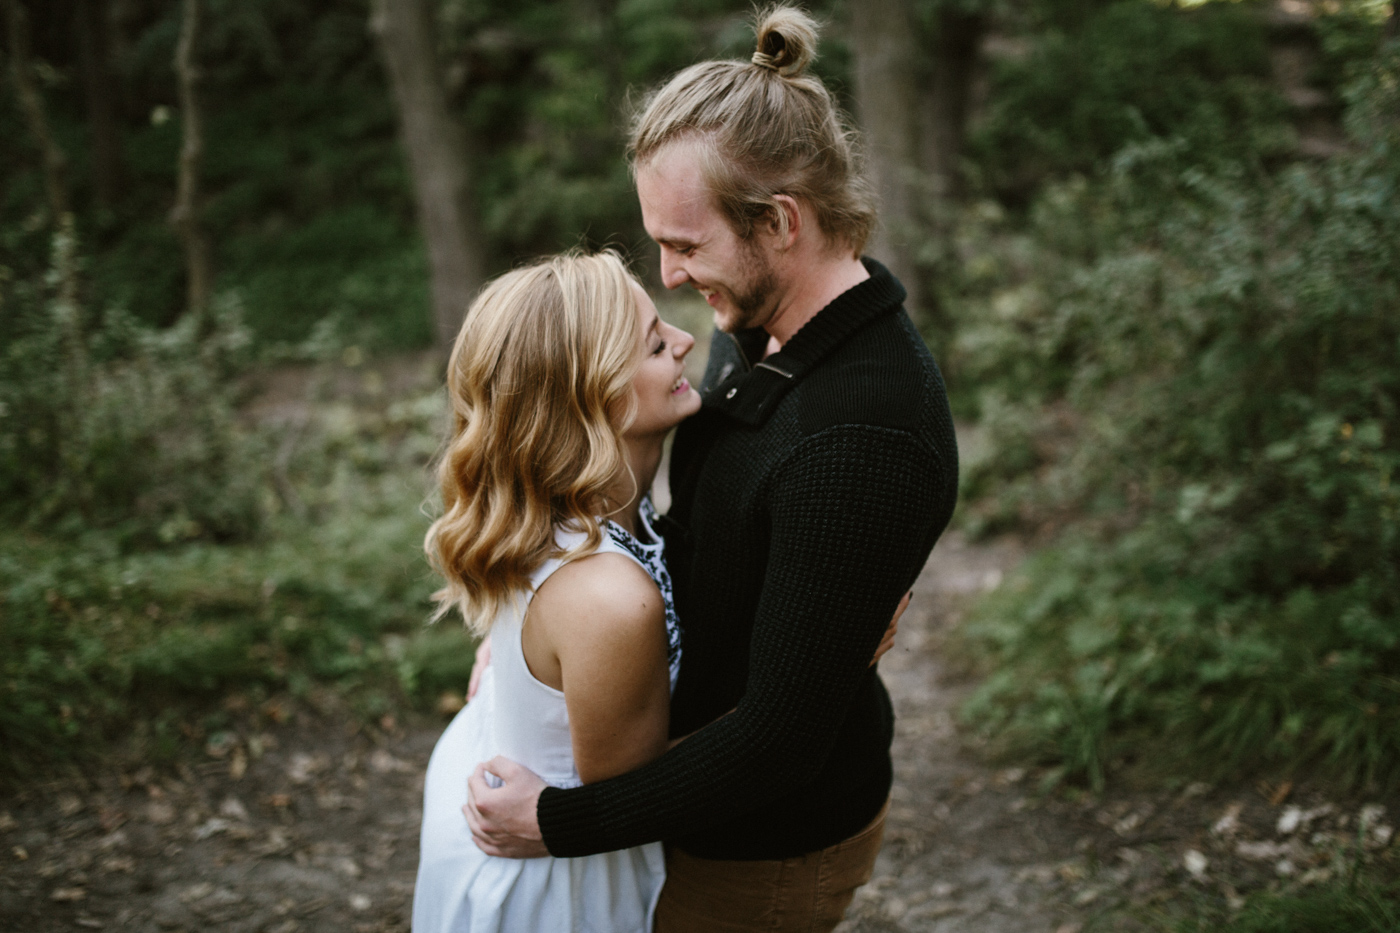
[653,800,888,933]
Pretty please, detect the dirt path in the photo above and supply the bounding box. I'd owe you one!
[840,534,1397,933]
[3,532,1393,932]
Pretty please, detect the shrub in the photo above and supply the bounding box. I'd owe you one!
[0,390,460,785]
[968,0,1292,199]
[0,227,265,546]
[953,42,1400,788]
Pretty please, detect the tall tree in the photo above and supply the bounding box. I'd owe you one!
[76,0,125,209]
[921,4,985,202]
[850,0,928,324]
[5,0,70,225]
[370,0,486,350]
[170,0,213,319]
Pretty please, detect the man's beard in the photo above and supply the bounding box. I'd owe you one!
[717,239,779,333]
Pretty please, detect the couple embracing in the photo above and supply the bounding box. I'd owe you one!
[412,8,959,932]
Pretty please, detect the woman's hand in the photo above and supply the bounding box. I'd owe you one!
[870,591,911,667]
[467,634,493,702]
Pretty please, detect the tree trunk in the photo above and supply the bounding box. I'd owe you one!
[170,0,213,319]
[5,0,71,224]
[850,0,928,325]
[370,0,486,350]
[76,0,125,209]
[921,7,985,202]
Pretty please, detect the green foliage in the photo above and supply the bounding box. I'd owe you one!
[0,362,475,786]
[2,0,426,348]
[2,0,779,351]
[0,227,264,545]
[953,42,1400,789]
[1164,876,1400,932]
[969,0,1292,198]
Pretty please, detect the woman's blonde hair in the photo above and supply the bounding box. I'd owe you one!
[629,5,876,254]
[425,250,642,633]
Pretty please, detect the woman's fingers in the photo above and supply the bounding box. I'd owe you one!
[870,591,911,666]
[466,635,493,702]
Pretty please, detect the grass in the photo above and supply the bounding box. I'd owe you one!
[1156,876,1400,933]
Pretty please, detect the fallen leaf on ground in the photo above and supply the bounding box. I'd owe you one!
[146,801,175,825]
[180,881,214,903]
[1211,802,1243,837]
[194,818,231,840]
[218,796,250,821]
[1237,840,1291,860]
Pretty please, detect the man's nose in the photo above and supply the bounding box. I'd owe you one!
[659,251,689,290]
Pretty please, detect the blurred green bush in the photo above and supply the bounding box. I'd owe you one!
[0,233,476,783]
[969,0,1293,201]
[0,225,264,546]
[951,35,1400,789]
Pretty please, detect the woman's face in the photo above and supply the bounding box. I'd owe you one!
[626,282,701,439]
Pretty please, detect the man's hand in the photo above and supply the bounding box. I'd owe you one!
[464,756,549,858]
[466,634,492,702]
[870,590,910,667]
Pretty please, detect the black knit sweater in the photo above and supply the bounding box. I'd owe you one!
[538,259,958,860]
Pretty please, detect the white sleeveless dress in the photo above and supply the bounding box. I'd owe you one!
[413,499,681,933]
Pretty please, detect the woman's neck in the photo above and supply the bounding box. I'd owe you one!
[607,434,665,536]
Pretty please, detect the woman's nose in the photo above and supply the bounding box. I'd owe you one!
[674,328,696,359]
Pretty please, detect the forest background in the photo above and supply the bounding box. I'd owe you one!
[2,0,1397,928]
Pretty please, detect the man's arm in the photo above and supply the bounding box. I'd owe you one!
[470,423,949,857]
[466,585,909,856]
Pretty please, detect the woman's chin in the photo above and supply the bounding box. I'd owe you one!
[676,389,702,420]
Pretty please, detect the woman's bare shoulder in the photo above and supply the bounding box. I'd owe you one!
[530,551,663,640]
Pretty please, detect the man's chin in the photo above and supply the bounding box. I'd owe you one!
[712,303,765,335]
[711,306,740,334]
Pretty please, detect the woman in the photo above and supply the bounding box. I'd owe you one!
[412,250,701,933]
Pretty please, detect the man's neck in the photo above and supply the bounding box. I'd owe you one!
[762,251,869,348]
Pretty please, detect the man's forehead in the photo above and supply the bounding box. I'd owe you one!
[637,145,716,227]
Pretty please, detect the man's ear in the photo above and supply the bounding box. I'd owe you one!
[764,194,803,251]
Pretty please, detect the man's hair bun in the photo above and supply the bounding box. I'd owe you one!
[751,6,818,77]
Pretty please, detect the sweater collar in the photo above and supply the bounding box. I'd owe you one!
[701,257,906,426]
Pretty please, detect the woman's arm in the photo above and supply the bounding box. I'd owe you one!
[526,552,671,784]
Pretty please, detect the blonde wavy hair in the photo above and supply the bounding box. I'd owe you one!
[425,250,643,633]
[629,5,876,254]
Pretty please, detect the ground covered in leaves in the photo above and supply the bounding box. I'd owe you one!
[2,532,1395,932]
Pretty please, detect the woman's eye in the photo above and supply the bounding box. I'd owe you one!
[652,340,668,355]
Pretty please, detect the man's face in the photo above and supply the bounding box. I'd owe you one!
[636,142,779,334]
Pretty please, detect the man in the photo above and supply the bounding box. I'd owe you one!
[466,7,958,930]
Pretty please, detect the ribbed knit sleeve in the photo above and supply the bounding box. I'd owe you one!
[537,423,944,857]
